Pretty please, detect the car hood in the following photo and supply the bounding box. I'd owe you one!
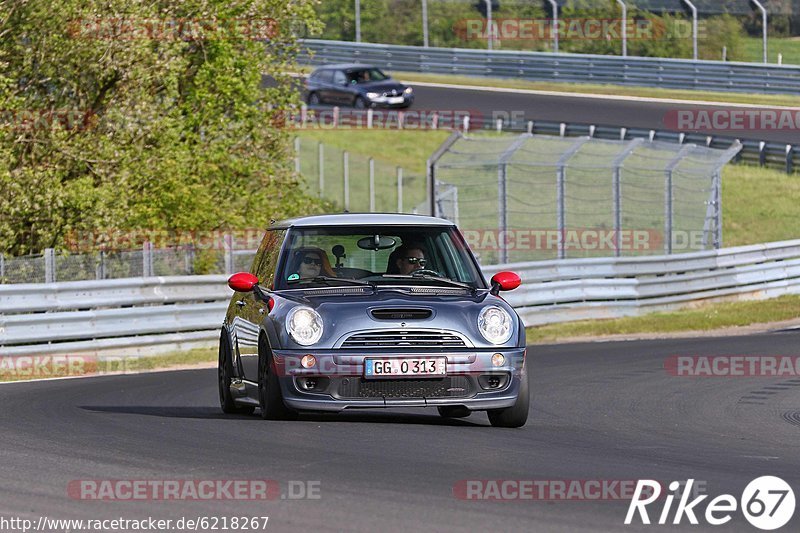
[269,288,520,350]
[357,80,406,93]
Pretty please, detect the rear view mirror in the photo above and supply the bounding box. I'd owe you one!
[357,235,396,251]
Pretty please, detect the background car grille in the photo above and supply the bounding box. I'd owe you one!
[341,330,466,348]
[370,308,432,320]
[337,377,472,399]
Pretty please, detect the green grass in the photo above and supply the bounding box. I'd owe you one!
[0,347,216,383]
[741,36,800,65]
[527,295,800,344]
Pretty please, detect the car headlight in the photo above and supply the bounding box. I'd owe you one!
[366,92,380,99]
[403,87,413,94]
[286,306,323,346]
[477,306,513,345]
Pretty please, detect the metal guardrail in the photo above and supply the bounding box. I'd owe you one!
[483,239,800,326]
[3,239,800,356]
[298,39,800,174]
[300,39,800,95]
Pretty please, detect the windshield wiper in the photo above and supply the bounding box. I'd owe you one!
[287,276,374,288]
[381,274,474,290]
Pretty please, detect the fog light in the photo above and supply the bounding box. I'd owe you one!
[491,353,505,367]
[301,355,316,369]
[487,376,501,388]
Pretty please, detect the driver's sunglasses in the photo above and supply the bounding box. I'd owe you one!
[405,257,426,267]
[302,257,322,266]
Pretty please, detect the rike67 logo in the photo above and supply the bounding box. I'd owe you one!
[625,477,795,530]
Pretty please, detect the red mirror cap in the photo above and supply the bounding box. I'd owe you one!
[491,271,521,292]
[228,272,259,292]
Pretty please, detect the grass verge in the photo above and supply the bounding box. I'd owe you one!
[527,295,800,344]
[0,347,217,383]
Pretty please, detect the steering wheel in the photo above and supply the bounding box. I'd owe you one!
[411,268,442,278]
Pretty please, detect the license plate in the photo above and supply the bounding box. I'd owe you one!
[387,96,404,104]
[364,357,446,378]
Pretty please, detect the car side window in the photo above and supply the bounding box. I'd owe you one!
[332,70,346,86]
[251,229,286,288]
[317,70,333,83]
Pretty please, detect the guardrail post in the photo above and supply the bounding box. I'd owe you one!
[367,108,373,128]
[759,141,767,166]
[300,104,307,127]
[369,158,375,212]
[142,242,152,277]
[333,106,340,128]
[786,145,794,174]
[527,120,534,134]
[0,253,4,282]
[224,233,234,275]
[318,142,324,197]
[343,151,350,211]
[397,167,403,212]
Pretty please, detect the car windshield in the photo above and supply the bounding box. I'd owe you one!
[275,225,486,290]
[346,68,389,84]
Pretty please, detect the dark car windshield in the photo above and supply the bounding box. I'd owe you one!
[346,68,389,84]
[275,225,485,290]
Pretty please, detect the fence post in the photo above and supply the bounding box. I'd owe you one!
[343,151,350,211]
[142,241,152,277]
[498,163,508,264]
[397,167,403,213]
[0,253,4,282]
[611,138,643,257]
[318,142,325,197]
[664,144,695,254]
[44,248,55,283]
[97,250,106,280]
[369,158,375,212]
[224,233,234,275]
[294,137,300,174]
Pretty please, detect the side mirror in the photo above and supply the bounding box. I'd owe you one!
[490,271,521,295]
[228,272,259,292]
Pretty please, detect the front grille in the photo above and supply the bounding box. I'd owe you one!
[341,330,466,348]
[337,376,472,399]
[370,308,432,320]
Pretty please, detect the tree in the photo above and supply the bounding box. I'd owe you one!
[0,0,323,255]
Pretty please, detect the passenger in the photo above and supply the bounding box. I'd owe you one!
[288,247,335,279]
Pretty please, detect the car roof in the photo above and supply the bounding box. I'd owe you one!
[312,64,378,72]
[271,213,455,229]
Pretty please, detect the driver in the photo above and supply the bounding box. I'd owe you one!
[389,242,427,275]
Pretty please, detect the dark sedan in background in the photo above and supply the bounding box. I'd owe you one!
[305,64,414,109]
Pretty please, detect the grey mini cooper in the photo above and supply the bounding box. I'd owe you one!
[219,213,528,427]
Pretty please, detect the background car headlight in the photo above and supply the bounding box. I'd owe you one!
[286,306,323,346]
[478,306,513,345]
[403,87,413,94]
[366,92,380,99]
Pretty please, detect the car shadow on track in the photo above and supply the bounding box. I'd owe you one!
[78,405,490,427]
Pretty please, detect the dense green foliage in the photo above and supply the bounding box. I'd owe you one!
[0,0,323,255]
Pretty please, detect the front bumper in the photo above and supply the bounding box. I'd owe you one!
[272,348,526,412]
[366,94,413,108]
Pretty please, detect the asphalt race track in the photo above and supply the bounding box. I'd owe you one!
[3,330,800,531]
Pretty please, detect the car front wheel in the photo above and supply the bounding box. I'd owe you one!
[307,92,321,106]
[258,336,297,420]
[218,329,255,415]
[487,370,529,428]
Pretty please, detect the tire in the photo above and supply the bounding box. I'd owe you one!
[218,330,255,415]
[437,406,471,418]
[487,370,529,428]
[307,92,321,106]
[353,96,368,109]
[258,335,297,420]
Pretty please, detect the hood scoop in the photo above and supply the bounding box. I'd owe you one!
[370,308,432,320]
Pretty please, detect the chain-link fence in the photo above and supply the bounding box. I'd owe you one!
[294,137,430,215]
[429,131,741,264]
[0,245,257,285]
